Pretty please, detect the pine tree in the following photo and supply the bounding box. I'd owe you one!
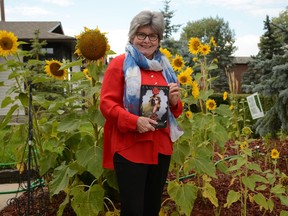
[242,14,285,94]
[160,0,181,40]
[258,15,283,60]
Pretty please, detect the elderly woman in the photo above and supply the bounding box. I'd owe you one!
[100,10,183,216]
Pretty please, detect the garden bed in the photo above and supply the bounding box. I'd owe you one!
[1,138,288,215]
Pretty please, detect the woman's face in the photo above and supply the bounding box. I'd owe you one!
[132,25,160,59]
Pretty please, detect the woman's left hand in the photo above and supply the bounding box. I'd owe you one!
[168,83,181,107]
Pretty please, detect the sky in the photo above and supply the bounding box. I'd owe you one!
[2,0,287,57]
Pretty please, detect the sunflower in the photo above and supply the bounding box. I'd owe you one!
[177,71,192,85]
[188,37,201,55]
[271,148,280,159]
[171,54,185,72]
[44,59,68,80]
[192,57,198,62]
[191,81,200,98]
[242,126,252,136]
[184,66,193,75]
[199,44,211,56]
[229,105,234,110]
[185,111,193,119]
[0,30,18,57]
[75,27,109,62]
[213,58,218,64]
[223,91,228,100]
[83,68,92,80]
[240,141,248,150]
[209,36,217,47]
[160,47,172,60]
[206,99,217,111]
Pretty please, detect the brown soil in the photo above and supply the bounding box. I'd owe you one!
[1,138,288,216]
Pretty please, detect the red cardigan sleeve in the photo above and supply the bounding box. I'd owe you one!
[170,100,183,118]
[100,55,138,132]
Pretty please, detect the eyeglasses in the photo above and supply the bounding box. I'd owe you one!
[136,32,159,41]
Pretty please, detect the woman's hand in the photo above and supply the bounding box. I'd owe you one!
[136,116,157,133]
[168,83,181,107]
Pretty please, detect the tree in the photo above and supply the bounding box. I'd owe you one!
[241,8,288,136]
[160,0,182,40]
[180,17,237,92]
[258,15,283,60]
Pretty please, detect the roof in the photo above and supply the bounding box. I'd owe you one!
[0,21,75,41]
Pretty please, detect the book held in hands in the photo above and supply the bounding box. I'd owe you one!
[140,85,169,128]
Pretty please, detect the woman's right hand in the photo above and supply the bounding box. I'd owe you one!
[136,117,158,133]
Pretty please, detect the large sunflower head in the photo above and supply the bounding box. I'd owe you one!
[199,44,211,56]
[177,71,192,86]
[206,99,217,111]
[44,59,68,80]
[171,54,185,72]
[188,37,202,55]
[75,27,109,62]
[0,30,19,57]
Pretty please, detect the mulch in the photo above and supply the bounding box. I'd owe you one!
[1,138,288,215]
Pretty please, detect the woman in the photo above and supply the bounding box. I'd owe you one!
[100,10,183,216]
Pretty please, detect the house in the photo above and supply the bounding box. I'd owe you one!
[0,0,77,119]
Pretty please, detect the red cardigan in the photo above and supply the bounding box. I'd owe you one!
[100,54,183,169]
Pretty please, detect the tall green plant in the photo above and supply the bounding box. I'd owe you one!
[160,36,232,215]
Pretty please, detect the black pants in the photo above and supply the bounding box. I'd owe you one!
[113,153,171,216]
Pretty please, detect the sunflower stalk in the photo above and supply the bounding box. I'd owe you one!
[3,56,24,93]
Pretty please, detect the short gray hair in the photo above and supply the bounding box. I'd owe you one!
[128,10,165,43]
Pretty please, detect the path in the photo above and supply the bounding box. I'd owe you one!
[0,183,23,211]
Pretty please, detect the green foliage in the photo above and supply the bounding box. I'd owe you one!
[167,180,198,215]
[241,8,288,137]
[223,130,288,215]
[258,15,284,60]
[0,125,26,165]
[0,31,117,215]
[180,16,236,92]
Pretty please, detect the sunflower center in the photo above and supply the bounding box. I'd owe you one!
[193,42,200,50]
[180,76,187,83]
[78,31,107,61]
[208,102,214,108]
[50,63,64,76]
[0,37,13,50]
[174,59,183,67]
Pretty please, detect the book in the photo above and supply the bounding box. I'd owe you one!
[140,85,169,128]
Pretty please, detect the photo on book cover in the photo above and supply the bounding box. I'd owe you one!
[140,85,169,128]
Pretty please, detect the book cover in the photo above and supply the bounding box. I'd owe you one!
[140,85,169,128]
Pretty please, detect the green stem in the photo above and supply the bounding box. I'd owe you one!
[242,154,248,216]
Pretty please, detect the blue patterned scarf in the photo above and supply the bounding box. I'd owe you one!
[123,44,183,142]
